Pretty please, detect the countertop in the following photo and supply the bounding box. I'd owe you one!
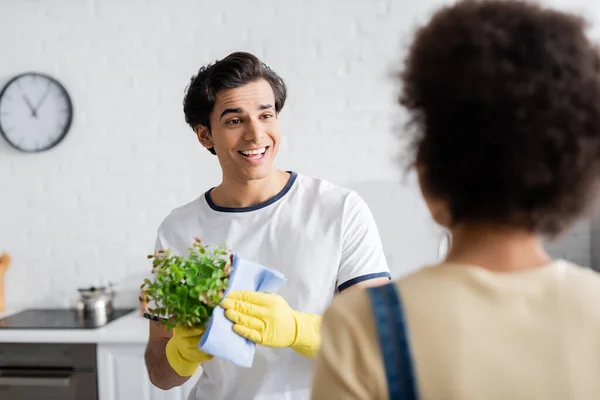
[0,309,150,344]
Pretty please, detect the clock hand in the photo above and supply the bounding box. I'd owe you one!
[22,95,37,118]
[34,81,52,112]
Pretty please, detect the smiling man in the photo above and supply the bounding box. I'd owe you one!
[143,52,391,400]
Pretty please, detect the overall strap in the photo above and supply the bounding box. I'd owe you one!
[367,283,418,400]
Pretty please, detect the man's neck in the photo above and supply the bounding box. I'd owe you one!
[209,169,291,209]
[444,222,552,272]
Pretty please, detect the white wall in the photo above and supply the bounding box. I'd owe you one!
[0,0,598,310]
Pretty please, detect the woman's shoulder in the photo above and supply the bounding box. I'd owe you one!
[326,260,600,324]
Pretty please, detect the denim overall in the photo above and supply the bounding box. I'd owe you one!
[367,283,419,400]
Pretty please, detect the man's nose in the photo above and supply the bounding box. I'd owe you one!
[244,119,264,142]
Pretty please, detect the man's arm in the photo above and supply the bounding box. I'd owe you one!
[145,232,191,389]
[144,321,191,390]
[336,191,392,292]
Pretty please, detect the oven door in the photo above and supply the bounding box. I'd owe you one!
[0,367,97,400]
[0,343,98,400]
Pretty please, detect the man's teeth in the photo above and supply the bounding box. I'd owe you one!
[241,147,266,155]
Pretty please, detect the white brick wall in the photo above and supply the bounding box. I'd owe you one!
[0,0,598,310]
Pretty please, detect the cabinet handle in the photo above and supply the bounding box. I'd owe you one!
[0,375,71,387]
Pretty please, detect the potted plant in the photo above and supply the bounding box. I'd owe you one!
[140,237,232,331]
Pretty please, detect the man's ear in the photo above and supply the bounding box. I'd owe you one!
[194,125,213,150]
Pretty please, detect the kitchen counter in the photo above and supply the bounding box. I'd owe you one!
[0,309,150,344]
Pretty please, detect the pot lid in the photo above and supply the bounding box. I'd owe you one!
[78,286,107,295]
[78,285,115,299]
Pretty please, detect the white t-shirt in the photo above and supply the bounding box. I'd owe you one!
[153,171,391,400]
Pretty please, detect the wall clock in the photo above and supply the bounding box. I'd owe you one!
[0,72,73,153]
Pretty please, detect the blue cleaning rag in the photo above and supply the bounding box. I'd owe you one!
[198,253,287,367]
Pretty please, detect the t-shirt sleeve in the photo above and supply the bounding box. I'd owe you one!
[154,233,165,253]
[153,219,174,254]
[336,191,391,292]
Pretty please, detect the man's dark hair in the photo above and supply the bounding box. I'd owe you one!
[398,0,600,237]
[183,51,287,155]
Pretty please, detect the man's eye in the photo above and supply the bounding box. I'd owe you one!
[227,119,242,125]
[262,114,273,119]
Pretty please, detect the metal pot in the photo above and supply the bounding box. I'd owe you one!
[75,284,115,325]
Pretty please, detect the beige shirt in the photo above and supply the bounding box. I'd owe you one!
[311,260,600,400]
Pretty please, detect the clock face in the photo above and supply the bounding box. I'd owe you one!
[0,72,73,153]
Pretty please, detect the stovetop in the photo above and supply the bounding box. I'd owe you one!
[0,308,135,329]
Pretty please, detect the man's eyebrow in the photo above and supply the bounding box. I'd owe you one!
[219,108,244,119]
[219,104,274,119]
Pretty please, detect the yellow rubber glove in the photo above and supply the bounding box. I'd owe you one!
[220,290,322,359]
[165,325,213,377]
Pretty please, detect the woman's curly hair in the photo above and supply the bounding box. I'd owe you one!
[399,0,600,237]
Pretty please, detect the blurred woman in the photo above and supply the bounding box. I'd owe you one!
[311,1,600,399]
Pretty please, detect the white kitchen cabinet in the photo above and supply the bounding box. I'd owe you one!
[97,343,199,400]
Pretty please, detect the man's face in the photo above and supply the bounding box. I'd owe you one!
[196,79,280,182]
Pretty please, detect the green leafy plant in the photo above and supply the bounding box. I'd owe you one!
[140,237,233,331]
